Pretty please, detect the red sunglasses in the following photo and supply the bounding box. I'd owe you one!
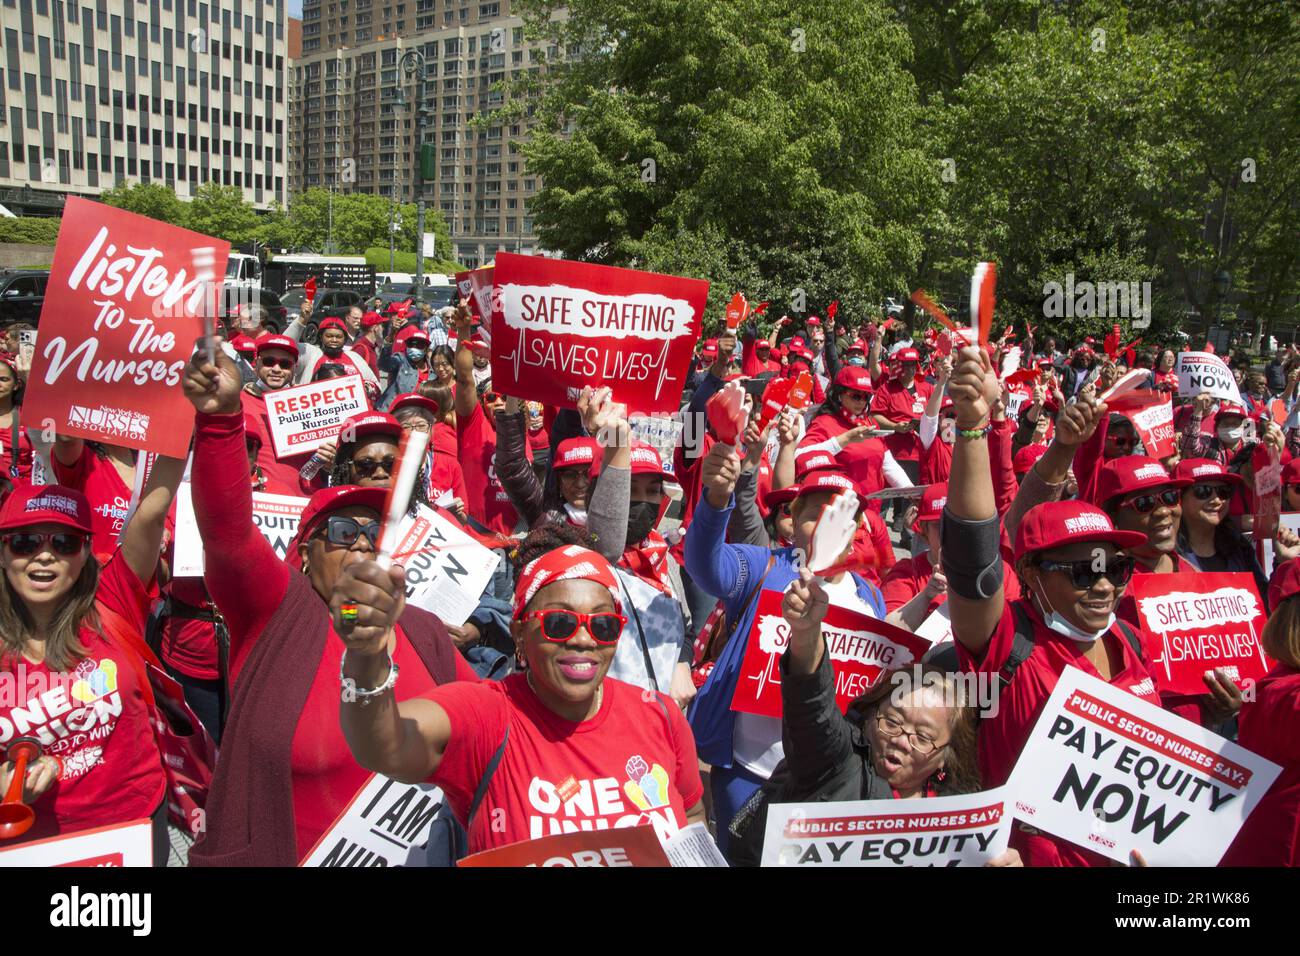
[519,609,626,645]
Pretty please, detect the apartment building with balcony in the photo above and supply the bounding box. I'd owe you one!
[290,0,549,268]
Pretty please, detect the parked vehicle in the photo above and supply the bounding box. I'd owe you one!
[283,287,368,343]
[0,270,48,325]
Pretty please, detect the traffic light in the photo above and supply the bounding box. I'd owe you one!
[420,143,437,181]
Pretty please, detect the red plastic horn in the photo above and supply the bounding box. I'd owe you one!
[0,737,42,840]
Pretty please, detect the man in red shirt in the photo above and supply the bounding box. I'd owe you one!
[240,334,316,496]
[870,347,932,544]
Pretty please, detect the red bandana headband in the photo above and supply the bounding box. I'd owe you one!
[513,545,623,619]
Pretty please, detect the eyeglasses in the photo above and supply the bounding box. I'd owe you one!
[1119,488,1181,514]
[1190,483,1232,502]
[1108,434,1138,448]
[873,713,943,755]
[316,516,380,550]
[842,390,869,402]
[1,532,88,557]
[1037,556,1135,591]
[519,609,626,645]
[399,418,431,433]
[259,356,295,370]
[351,456,396,478]
[483,391,501,403]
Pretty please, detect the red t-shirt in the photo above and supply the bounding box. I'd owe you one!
[430,673,704,854]
[159,576,219,681]
[351,337,380,377]
[957,599,1163,867]
[0,414,34,481]
[1221,664,1300,866]
[0,553,166,843]
[312,351,366,380]
[52,446,133,560]
[881,554,1021,614]
[919,430,953,485]
[457,402,524,535]
[801,413,888,512]
[871,378,933,462]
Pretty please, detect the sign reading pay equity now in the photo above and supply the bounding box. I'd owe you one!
[489,252,709,414]
[24,198,230,459]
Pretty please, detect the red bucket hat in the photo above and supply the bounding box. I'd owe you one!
[1013,500,1147,561]
[0,484,93,533]
[285,485,388,570]
[1093,456,1189,506]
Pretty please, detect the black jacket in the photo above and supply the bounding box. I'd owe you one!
[726,648,893,866]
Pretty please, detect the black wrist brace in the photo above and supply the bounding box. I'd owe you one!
[940,508,1004,600]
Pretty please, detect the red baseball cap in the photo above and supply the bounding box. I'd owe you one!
[1093,456,1189,506]
[893,348,920,364]
[361,311,387,328]
[788,345,814,364]
[553,436,601,473]
[1013,500,1147,561]
[764,486,799,511]
[256,333,299,359]
[1013,443,1048,476]
[318,317,347,333]
[338,410,402,447]
[806,316,821,327]
[701,338,719,359]
[1269,557,1300,608]
[1214,403,1248,422]
[912,482,947,533]
[834,366,874,392]
[285,485,388,570]
[1283,457,1300,486]
[794,470,864,513]
[230,333,257,357]
[389,393,440,419]
[1172,457,1243,488]
[629,441,674,483]
[755,339,772,351]
[404,330,431,347]
[0,484,93,533]
[846,338,867,354]
[794,447,839,479]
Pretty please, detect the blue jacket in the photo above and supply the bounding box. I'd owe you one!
[379,349,425,410]
[684,493,885,768]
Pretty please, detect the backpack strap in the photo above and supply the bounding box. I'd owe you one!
[999,601,1038,690]
[9,407,19,480]
[466,727,509,831]
[1112,618,1145,662]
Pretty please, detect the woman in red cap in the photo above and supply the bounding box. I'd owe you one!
[0,461,181,860]
[1221,558,1300,866]
[0,351,33,483]
[800,365,910,506]
[181,348,474,866]
[336,534,705,854]
[1172,458,1267,594]
[389,392,468,520]
[943,344,1161,866]
[871,347,932,545]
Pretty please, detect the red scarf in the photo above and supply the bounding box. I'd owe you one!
[620,530,673,596]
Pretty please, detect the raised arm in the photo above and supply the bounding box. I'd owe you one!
[494,398,545,528]
[941,346,1005,658]
[581,388,632,562]
[451,303,478,421]
[121,454,185,586]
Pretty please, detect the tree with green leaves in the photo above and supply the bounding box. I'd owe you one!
[98,181,187,227]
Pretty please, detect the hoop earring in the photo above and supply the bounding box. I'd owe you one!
[514,646,528,671]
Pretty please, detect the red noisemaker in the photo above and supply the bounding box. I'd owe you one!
[0,737,42,840]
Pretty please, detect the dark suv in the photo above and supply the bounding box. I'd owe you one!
[0,270,48,324]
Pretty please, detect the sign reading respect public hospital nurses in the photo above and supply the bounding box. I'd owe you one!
[489,252,708,414]
[1006,667,1281,865]
[730,591,932,719]
[1176,351,1245,406]
[761,788,1012,867]
[23,198,229,459]
[1129,572,1272,697]
[264,373,369,458]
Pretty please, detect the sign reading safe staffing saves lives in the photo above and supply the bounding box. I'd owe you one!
[24,198,229,458]
[489,252,708,414]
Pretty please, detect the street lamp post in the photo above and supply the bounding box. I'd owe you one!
[1213,268,1232,350]
[392,49,429,305]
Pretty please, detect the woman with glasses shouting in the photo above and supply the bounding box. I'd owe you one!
[942,344,1159,866]
[181,347,475,867]
[725,567,1022,867]
[336,523,706,856]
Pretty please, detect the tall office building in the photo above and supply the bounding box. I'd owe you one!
[291,0,551,268]
[0,0,289,215]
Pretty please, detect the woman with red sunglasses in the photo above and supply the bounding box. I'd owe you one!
[181,347,474,866]
[0,458,181,861]
[336,522,706,855]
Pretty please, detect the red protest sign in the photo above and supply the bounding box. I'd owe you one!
[304,276,318,304]
[458,824,670,868]
[1130,572,1272,697]
[787,370,814,410]
[706,381,749,446]
[827,300,839,322]
[724,292,749,332]
[455,266,495,321]
[24,198,228,458]
[489,252,707,414]
[731,591,931,718]
[1107,390,1176,459]
[756,376,794,430]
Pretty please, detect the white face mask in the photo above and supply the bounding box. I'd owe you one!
[1033,581,1113,644]
[1217,424,1243,444]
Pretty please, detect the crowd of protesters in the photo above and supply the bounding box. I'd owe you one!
[0,292,1297,869]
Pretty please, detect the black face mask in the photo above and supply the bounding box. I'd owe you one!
[626,500,659,546]
[322,343,344,357]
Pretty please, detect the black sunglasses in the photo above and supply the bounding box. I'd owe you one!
[2,532,88,557]
[1191,483,1233,502]
[260,356,295,370]
[351,455,396,478]
[316,516,380,549]
[1038,556,1135,591]
[483,391,501,403]
[1119,488,1181,514]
